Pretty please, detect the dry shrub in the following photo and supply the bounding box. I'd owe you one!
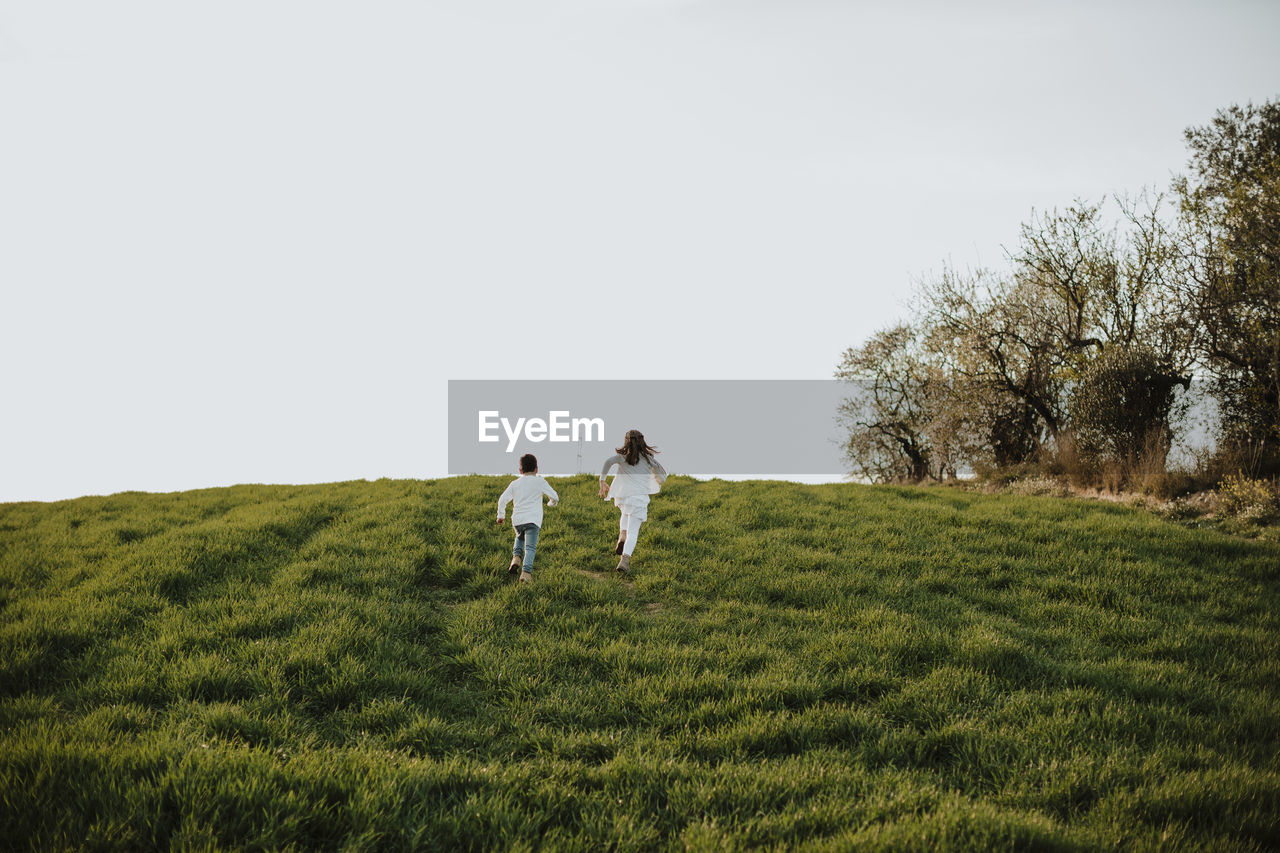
[1008,476,1070,498]
[1100,460,1126,494]
[975,461,1038,488]
[1132,430,1172,496]
[1048,427,1178,495]
[1049,431,1095,489]
[1158,496,1202,521]
[1148,469,1201,500]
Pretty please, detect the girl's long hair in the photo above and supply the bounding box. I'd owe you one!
[617,430,658,466]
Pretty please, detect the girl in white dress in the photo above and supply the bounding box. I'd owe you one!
[598,429,667,573]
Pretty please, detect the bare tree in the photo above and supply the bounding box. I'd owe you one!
[1014,196,1195,378]
[919,266,1064,458]
[834,324,957,483]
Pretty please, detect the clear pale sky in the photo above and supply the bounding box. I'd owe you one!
[2,1,1278,502]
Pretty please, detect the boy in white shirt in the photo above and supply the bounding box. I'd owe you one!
[496,453,559,583]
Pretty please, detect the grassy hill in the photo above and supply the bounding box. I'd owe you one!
[2,475,1278,851]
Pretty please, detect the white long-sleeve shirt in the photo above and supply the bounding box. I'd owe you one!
[599,454,667,501]
[497,474,559,527]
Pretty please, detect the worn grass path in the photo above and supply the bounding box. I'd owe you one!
[1,476,1278,850]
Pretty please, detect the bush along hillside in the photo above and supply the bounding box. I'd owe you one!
[1,475,1278,850]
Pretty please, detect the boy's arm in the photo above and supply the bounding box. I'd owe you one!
[543,479,559,505]
[496,483,515,522]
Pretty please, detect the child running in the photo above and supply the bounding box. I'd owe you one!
[496,453,558,584]
[598,429,666,573]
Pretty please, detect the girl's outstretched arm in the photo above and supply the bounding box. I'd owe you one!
[599,454,623,479]
[599,454,622,498]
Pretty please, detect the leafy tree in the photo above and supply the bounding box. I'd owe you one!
[1175,100,1280,473]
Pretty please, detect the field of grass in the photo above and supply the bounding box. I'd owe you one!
[1,475,1278,850]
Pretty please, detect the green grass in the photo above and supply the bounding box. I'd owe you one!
[2,475,1278,851]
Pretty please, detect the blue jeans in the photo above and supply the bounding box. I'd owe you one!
[512,523,540,572]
